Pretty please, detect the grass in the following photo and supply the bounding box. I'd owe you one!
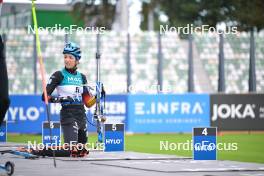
[7,133,264,164]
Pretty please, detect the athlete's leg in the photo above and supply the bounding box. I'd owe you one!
[61,121,78,144]
[76,111,88,144]
[78,126,87,144]
[60,107,78,144]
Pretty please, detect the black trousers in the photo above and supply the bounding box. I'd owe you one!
[60,105,87,144]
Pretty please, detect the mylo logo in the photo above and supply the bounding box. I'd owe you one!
[194,141,216,151]
[212,104,256,121]
[105,139,122,144]
[5,106,45,121]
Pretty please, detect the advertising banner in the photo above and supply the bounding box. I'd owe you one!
[127,94,210,133]
[210,94,264,130]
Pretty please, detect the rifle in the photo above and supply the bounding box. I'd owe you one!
[94,34,106,147]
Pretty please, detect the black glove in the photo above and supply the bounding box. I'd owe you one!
[49,96,61,103]
[49,96,75,103]
[61,96,74,103]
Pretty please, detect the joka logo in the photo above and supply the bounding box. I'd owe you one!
[212,104,256,121]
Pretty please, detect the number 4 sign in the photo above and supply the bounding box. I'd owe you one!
[193,127,217,160]
[202,128,208,135]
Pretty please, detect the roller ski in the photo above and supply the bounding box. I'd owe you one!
[0,148,39,159]
[1,145,89,158]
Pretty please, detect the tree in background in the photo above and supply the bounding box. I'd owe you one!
[71,0,264,32]
[140,0,161,30]
[71,0,117,29]
[227,0,264,31]
[140,0,264,31]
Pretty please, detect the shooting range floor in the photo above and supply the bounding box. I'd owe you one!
[1,143,264,176]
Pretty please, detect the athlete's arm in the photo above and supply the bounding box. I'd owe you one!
[81,73,89,93]
[81,73,96,108]
[41,71,63,101]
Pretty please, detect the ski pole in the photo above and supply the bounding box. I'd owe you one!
[31,0,56,167]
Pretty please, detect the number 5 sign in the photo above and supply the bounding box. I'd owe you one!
[42,121,61,146]
[193,127,217,160]
[104,123,125,152]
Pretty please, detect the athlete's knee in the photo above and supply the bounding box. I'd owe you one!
[62,123,78,145]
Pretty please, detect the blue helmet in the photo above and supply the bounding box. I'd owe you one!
[63,42,81,60]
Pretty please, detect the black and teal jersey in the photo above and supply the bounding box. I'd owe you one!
[44,68,88,105]
[56,68,84,101]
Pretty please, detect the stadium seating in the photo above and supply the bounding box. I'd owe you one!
[194,31,264,93]
[3,29,264,94]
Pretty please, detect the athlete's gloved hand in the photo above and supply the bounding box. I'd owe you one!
[48,96,61,103]
[65,96,74,102]
[48,96,75,103]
